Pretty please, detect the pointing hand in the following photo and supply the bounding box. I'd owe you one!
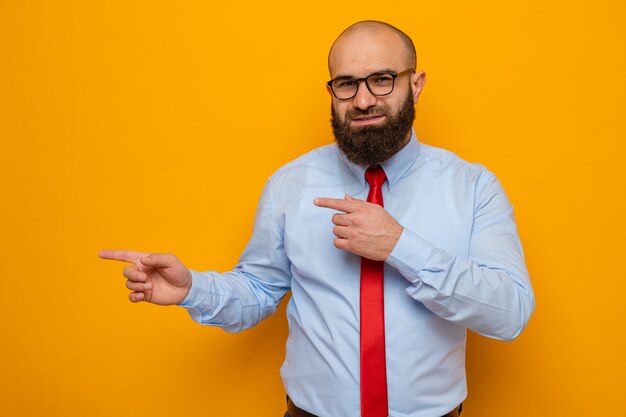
[314,195,403,261]
[99,250,192,305]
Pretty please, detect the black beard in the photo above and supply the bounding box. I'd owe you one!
[331,92,415,167]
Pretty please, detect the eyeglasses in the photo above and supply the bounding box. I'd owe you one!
[327,68,415,100]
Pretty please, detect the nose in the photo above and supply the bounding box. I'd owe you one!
[352,80,378,110]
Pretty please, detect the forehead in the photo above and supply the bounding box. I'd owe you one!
[329,30,407,78]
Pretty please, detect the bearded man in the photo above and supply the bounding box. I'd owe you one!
[100,20,535,417]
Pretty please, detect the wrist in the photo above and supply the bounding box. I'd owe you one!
[383,225,404,261]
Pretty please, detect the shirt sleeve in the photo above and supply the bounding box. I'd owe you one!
[386,171,535,341]
[178,179,291,333]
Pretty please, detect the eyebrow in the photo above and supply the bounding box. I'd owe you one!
[332,68,397,80]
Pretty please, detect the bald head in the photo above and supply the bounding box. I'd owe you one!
[328,21,417,76]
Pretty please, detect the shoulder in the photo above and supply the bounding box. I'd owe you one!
[417,142,495,182]
[268,144,345,184]
[415,142,510,213]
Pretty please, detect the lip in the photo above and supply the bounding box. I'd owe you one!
[350,114,385,126]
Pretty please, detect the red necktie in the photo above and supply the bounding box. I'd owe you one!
[361,165,388,417]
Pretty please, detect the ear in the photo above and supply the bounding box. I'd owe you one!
[326,83,333,96]
[410,71,426,103]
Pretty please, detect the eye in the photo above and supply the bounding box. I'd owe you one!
[334,79,356,89]
[370,74,394,85]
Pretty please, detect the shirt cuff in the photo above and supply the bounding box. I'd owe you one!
[178,270,213,324]
[386,227,438,285]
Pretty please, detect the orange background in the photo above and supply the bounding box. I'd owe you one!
[1,1,625,416]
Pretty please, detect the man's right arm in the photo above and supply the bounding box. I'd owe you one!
[101,180,292,333]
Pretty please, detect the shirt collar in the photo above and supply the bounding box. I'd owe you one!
[339,129,421,189]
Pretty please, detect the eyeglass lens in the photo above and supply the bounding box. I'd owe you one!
[331,73,395,99]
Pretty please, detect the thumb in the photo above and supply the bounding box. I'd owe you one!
[140,253,175,269]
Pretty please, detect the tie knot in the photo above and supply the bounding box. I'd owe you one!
[365,166,387,188]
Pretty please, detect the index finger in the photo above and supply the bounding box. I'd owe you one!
[98,249,150,264]
[314,197,358,213]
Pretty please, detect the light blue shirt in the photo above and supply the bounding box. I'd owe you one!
[180,130,535,417]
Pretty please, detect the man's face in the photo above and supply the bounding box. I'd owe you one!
[331,90,415,167]
[328,29,424,167]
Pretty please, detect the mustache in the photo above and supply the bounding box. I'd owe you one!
[345,105,389,120]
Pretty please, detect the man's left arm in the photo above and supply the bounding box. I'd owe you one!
[315,173,535,341]
[386,173,534,341]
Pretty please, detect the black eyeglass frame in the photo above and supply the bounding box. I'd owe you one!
[327,68,415,100]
